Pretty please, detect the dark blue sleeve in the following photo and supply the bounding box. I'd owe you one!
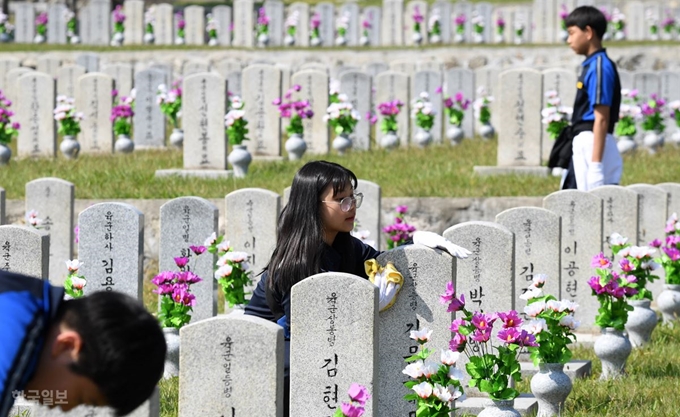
[244,274,276,322]
[353,236,382,278]
[0,271,63,417]
[586,56,616,108]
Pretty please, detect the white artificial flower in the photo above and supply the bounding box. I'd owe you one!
[546,300,562,312]
[532,274,547,288]
[412,381,433,399]
[410,328,433,343]
[440,349,460,366]
[217,239,231,253]
[544,90,558,99]
[419,91,429,100]
[609,232,628,246]
[519,285,542,300]
[71,275,87,290]
[421,360,440,378]
[329,79,340,95]
[65,259,83,272]
[559,315,580,330]
[629,246,656,259]
[447,366,464,381]
[524,301,546,317]
[224,251,249,263]
[337,93,348,102]
[214,264,233,280]
[521,318,548,334]
[433,383,452,403]
[157,84,168,93]
[559,299,579,312]
[641,260,660,271]
[402,360,424,379]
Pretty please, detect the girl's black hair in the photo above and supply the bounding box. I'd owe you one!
[266,160,358,294]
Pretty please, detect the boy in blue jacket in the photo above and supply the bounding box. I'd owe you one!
[0,270,166,416]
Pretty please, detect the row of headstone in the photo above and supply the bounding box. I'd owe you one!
[14,0,674,47]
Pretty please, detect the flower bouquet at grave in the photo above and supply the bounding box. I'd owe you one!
[411,92,436,146]
[206,13,219,46]
[360,18,371,46]
[520,274,578,416]
[494,13,505,43]
[25,209,44,229]
[175,12,186,44]
[0,90,20,160]
[144,6,155,44]
[0,12,12,42]
[541,91,572,140]
[329,78,341,103]
[111,92,135,153]
[111,5,125,46]
[64,259,87,299]
[441,283,536,405]
[152,254,203,329]
[284,10,299,45]
[653,214,680,286]
[662,14,676,40]
[324,94,360,155]
[646,9,659,40]
[204,233,253,308]
[453,13,466,43]
[412,6,424,44]
[34,12,47,43]
[589,251,637,378]
[608,233,660,302]
[383,205,416,249]
[375,99,404,148]
[473,86,494,139]
[514,21,525,44]
[310,12,322,46]
[256,7,270,46]
[615,89,642,153]
[54,96,84,158]
[401,327,465,416]
[428,10,442,43]
[559,4,569,42]
[640,93,666,152]
[273,84,314,160]
[157,80,183,146]
[64,9,79,44]
[600,7,613,40]
[225,95,252,176]
[332,384,371,417]
[471,12,485,44]
[335,11,350,46]
[611,8,625,41]
[668,100,680,146]
[439,87,470,144]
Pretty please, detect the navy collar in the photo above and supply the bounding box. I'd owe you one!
[582,48,607,66]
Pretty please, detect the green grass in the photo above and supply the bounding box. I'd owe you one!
[1,138,679,199]
[154,322,680,417]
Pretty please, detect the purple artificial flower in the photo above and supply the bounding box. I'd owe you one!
[153,283,174,296]
[340,403,365,417]
[663,246,680,261]
[471,328,492,343]
[113,5,126,23]
[471,312,495,331]
[454,14,466,26]
[11,122,20,130]
[272,98,282,106]
[449,332,466,352]
[311,12,321,29]
[444,97,454,108]
[35,12,48,26]
[604,279,625,298]
[440,282,466,313]
[498,327,520,344]
[591,252,612,269]
[619,258,634,272]
[347,383,370,406]
[395,205,408,214]
[559,4,569,21]
[152,270,175,286]
[190,245,207,255]
[257,7,270,26]
[496,17,505,28]
[362,19,371,29]
[112,89,119,98]
[178,19,186,30]
[413,6,424,24]
[497,311,522,329]
[174,257,189,268]
[449,318,465,333]
[649,238,662,248]
[588,276,606,295]
[517,329,538,347]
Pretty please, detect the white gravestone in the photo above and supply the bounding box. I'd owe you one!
[288,2,310,46]
[375,71,410,147]
[233,0,254,47]
[213,5,232,46]
[26,178,74,286]
[0,226,49,279]
[154,3,174,45]
[47,3,68,44]
[381,0,404,46]
[445,68,475,139]
[405,1,428,46]
[340,71,372,151]
[264,0,284,46]
[290,70,329,155]
[133,69,168,148]
[412,70,443,144]
[315,2,335,47]
[37,57,61,79]
[124,0,145,45]
[356,179,381,251]
[363,6,382,46]
[76,72,114,153]
[17,72,56,159]
[13,2,35,43]
[57,64,86,97]
[103,63,134,97]
[242,65,282,157]
[590,186,639,252]
[184,5,206,45]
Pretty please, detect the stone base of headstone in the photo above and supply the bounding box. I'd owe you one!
[455,394,538,416]
[473,166,549,177]
[252,155,285,162]
[519,360,592,380]
[155,169,233,179]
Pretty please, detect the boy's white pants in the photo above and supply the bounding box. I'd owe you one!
[571,131,623,191]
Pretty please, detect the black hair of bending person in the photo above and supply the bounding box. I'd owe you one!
[265,160,358,294]
[564,6,608,40]
[57,291,167,416]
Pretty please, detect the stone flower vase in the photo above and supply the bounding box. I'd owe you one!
[0,143,11,165]
[454,33,465,43]
[559,30,569,42]
[257,33,269,47]
[310,36,322,46]
[335,35,347,46]
[110,31,124,46]
[614,30,625,41]
[380,131,399,149]
[0,32,10,43]
[478,399,521,417]
[430,34,442,44]
[643,130,663,154]
[594,327,632,380]
[69,35,81,44]
[671,130,680,147]
[34,33,45,43]
[446,125,465,145]
[473,33,484,44]
[332,133,352,155]
[285,133,307,160]
[115,134,134,153]
[143,32,155,44]
[495,34,504,44]
[169,128,184,148]
[414,128,432,147]
[412,32,423,44]
[479,122,495,139]
[175,36,185,45]
[617,135,637,154]
[284,34,295,45]
[625,299,658,347]
[359,35,369,46]
[657,284,680,324]
[228,144,252,178]
[163,327,180,379]
[530,363,573,417]
[60,135,80,159]
[208,37,218,46]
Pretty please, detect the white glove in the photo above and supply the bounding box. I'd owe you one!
[413,231,472,259]
[587,162,604,191]
[365,259,403,312]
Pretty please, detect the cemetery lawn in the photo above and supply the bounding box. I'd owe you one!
[154,322,680,417]
[1,139,679,199]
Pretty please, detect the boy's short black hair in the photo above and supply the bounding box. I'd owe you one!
[56,291,166,416]
[565,6,608,40]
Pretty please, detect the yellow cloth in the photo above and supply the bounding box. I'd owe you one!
[364,259,404,311]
